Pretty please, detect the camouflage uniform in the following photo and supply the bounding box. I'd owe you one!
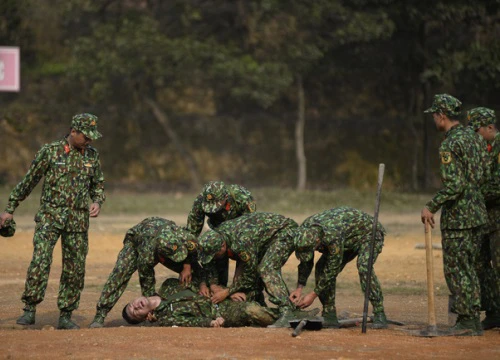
[91,217,201,324]
[424,95,488,326]
[296,207,386,317]
[198,212,298,315]
[467,107,500,324]
[3,114,105,323]
[147,278,277,327]
[186,181,256,286]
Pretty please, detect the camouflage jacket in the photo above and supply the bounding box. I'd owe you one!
[205,212,298,295]
[186,184,256,236]
[4,137,105,232]
[481,132,500,231]
[426,125,488,230]
[299,207,385,294]
[128,217,201,297]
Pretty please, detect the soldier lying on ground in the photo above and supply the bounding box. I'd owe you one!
[89,217,203,328]
[122,278,278,327]
[290,207,389,329]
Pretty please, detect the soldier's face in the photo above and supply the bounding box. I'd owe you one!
[126,296,152,321]
[432,113,446,131]
[69,129,92,150]
[476,125,496,142]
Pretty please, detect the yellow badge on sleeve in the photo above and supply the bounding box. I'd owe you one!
[440,152,452,164]
[186,240,196,251]
[239,251,251,262]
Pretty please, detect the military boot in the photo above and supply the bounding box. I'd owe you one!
[481,311,500,330]
[372,312,388,329]
[88,313,105,329]
[448,316,481,336]
[322,312,340,329]
[292,308,320,319]
[267,309,294,328]
[58,312,80,330]
[16,310,35,325]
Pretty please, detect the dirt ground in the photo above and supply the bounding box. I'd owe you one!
[0,213,498,359]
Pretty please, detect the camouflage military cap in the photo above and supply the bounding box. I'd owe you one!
[157,228,188,263]
[197,230,224,264]
[294,226,321,262]
[424,94,462,117]
[0,219,16,237]
[201,181,229,214]
[466,107,496,130]
[71,113,102,140]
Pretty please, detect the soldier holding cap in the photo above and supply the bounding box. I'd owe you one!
[467,107,500,330]
[89,217,202,328]
[290,207,388,329]
[186,181,256,289]
[421,94,488,336]
[0,113,105,330]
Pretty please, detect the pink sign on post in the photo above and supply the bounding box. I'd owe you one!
[0,47,20,92]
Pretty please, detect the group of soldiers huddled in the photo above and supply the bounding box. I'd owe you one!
[0,100,498,335]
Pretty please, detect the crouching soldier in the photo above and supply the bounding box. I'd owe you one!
[122,278,277,327]
[89,217,202,328]
[290,207,388,329]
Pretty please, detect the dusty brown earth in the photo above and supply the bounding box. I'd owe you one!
[0,213,498,359]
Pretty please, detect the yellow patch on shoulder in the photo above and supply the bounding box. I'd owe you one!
[84,163,92,167]
[247,202,256,213]
[440,152,452,164]
[186,240,197,251]
[239,251,251,262]
[206,194,213,200]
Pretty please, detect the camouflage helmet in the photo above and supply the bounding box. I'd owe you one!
[197,230,225,264]
[0,218,16,237]
[424,94,462,118]
[201,181,229,214]
[71,113,102,140]
[294,226,321,262]
[466,107,496,130]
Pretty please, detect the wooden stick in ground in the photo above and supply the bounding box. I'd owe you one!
[425,220,437,331]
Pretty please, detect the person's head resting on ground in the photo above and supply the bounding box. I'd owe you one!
[68,113,102,151]
[467,107,497,142]
[294,226,323,262]
[424,94,462,132]
[197,230,227,264]
[122,296,160,325]
[202,181,229,214]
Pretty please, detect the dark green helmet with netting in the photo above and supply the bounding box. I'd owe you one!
[466,107,496,130]
[424,94,462,118]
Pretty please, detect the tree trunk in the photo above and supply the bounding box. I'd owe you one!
[295,75,307,191]
[145,97,202,190]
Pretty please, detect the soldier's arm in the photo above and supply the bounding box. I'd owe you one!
[425,146,467,213]
[227,252,257,295]
[137,261,157,297]
[314,248,343,296]
[297,256,314,287]
[481,148,500,202]
[5,145,50,214]
[185,195,205,236]
[157,312,212,327]
[89,152,106,206]
[233,185,257,214]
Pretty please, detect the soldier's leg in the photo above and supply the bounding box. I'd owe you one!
[17,227,60,324]
[219,300,277,327]
[481,229,500,329]
[476,231,494,312]
[357,235,384,314]
[90,240,138,326]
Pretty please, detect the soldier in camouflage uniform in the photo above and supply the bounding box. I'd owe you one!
[121,278,277,327]
[89,217,202,328]
[186,181,256,289]
[422,94,488,336]
[467,107,500,330]
[0,113,105,330]
[197,212,312,328]
[290,207,388,329]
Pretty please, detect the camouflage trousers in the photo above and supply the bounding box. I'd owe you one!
[441,228,481,318]
[22,228,88,312]
[316,232,385,315]
[256,226,296,314]
[476,229,500,313]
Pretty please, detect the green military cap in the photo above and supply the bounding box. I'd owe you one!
[71,113,102,140]
[424,94,462,118]
[466,107,496,130]
[0,218,16,237]
[156,228,188,263]
[201,181,229,214]
[294,226,321,262]
[197,230,224,264]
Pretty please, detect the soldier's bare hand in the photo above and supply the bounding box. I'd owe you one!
[0,212,13,227]
[198,283,210,297]
[179,264,192,285]
[210,288,229,304]
[89,203,101,217]
[210,317,225,327]
[289,287,303,304]
[297,292,317,309]
[230,292,246,302]
[420,207,435,228]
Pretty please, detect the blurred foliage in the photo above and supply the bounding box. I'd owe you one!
[1,0,500,191]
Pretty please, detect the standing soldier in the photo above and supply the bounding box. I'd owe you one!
[186,181,256,287]
[89,217,202,328]
[467,107,500,330]
[290,207,388,329]
[0,113,105,329]
[197,212,312,328]
[421,94,487,336]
